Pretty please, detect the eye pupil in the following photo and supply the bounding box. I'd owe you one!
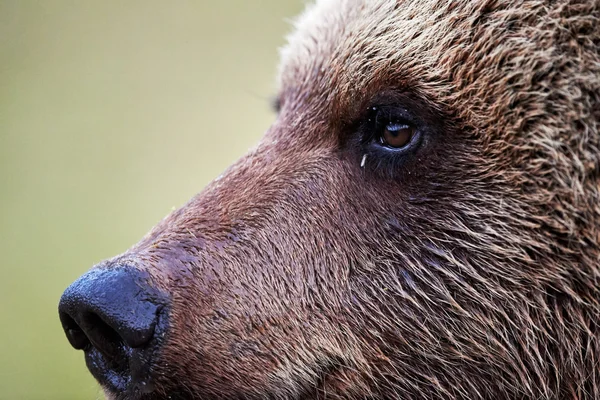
[382,122,413,148]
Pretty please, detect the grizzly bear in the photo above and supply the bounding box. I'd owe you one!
[58,0,600,399]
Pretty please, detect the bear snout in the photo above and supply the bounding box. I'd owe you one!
[58,267,170,394]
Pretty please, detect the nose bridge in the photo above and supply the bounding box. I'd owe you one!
[124,130,337,289]
[158,141,311,232]
[132,115,332,247]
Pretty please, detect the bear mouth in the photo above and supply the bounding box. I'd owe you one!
[70,308,170,400]
[97,354,340,400]
[84,345,154,397]
[83,315,169,400]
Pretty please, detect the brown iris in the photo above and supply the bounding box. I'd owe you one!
[381,122,414,148]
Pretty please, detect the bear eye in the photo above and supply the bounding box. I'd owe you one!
[380,122,414,148]
[365,106,419,152]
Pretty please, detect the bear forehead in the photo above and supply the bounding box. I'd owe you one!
[278,0,478,110]
[276,0,553,133]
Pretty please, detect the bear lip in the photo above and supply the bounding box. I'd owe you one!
[83,306,169,398]
[84,341,155,396]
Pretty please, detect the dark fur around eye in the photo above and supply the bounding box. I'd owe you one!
[345,92,447,178]
[356,105,424,172]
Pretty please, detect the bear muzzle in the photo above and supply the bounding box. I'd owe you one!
[58,266,170,396]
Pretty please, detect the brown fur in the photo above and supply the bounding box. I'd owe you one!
[96,0,599,398]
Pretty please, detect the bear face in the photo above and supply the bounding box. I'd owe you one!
[59,0,600,399]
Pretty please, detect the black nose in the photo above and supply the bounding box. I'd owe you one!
[58,267,168,390]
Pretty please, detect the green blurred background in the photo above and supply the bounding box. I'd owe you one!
[0,1,304,398]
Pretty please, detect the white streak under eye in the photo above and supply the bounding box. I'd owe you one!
[360,154,367,168]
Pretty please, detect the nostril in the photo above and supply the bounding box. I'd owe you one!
[59,310,126,361]
[59,312,90,350]
[80,312,125,360]
[84,312,122,344]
